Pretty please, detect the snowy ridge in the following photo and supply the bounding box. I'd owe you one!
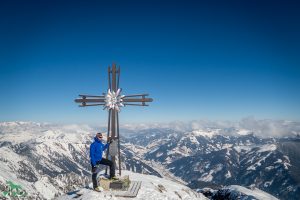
[56,170,208,200]
[257,144,277,153]
[203,185,279,200]
[191,129,221,139]
[226,185,279,200]
[0,122,95,199]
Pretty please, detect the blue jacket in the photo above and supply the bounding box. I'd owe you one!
[90,137,109,166]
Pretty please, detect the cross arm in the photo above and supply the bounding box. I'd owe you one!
[74,93,153,107]
[123,95,153,106]
[74,95,106,107]
[78,94,105,98]
[123,98,153,103]
[75,98,105,103]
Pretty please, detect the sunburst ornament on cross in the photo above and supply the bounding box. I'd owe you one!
[104,89,125,112]
[74,63,153,176]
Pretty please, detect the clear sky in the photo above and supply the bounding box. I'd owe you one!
[1,0,300,124]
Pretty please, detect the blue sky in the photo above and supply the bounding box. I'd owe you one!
[1,0,300,124]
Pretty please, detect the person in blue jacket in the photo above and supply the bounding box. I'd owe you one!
[90,132,116,191]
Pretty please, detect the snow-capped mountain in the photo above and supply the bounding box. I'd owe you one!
[123,128,300,200]
[0,121,298,199]
[0,122,94,199]
[0,122,161,199]
[199,185,279,200]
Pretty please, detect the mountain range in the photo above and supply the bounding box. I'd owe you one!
[0,121,299,199]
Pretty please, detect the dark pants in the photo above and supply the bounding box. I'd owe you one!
[92,158,115,188]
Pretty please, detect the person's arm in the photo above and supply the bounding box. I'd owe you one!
[90,143,96,167]
[103,142,110,151]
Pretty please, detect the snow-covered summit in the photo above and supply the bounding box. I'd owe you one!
[191,128,253,139]
[191,128,221,139]
[199,185,279,200]
[56,170,208,200]
[216,185,279,200]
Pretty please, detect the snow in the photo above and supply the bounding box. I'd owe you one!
[247,165,257,171]
[56,170,208,200]
[156,152,163,157]
[265,166,274,171]
[148,147,159,154]
[0,121,290,200]
[274,159,282,164]
[199,172,213,182]
[200,164,223,182]
[225,148,231,156]
[0,146,24,163]
[167,147,190,157]
[192,129,219,139]
[0,156,38,196]
[226,185,279,200]
[233,145,253,153]
[225,171,232,178]
[189,135,199,144]
[0,121,95,199]
[264,180,273,187]
[123,143,147,156]
[34,176,57,199]
[236,129,252,136]
[257,144,277,153]
[222,143,233,150]
[283,161,291,170]
[247,152,273,171]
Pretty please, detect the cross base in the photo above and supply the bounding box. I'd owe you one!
[99,175,131,191]
[98,175,142,197]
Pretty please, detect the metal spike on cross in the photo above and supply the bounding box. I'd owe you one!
[74,63,153,176]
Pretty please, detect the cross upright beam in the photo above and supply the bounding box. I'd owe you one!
[74,63,153,176]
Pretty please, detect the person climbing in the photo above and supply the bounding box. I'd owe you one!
[90,132,116,191]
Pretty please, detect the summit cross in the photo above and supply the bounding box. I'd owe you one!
[74,63,153,176]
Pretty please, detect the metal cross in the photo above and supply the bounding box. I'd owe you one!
[74,63,153,176]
